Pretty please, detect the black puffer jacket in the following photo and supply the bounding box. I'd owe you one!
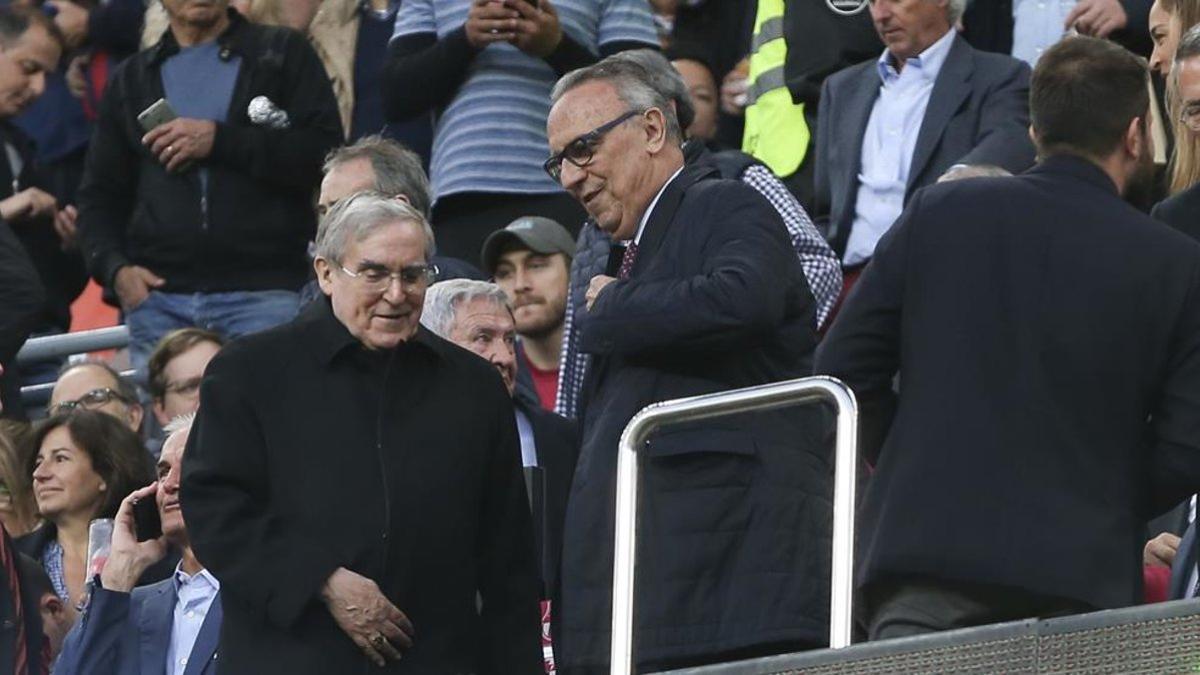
[78,10,342,293]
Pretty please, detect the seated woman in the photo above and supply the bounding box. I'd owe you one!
[16,410,171,613]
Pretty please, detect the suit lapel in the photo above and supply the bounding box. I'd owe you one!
[629,164,717,278]
[138,580,176,675]
[836,65,883,234]
[908,35,973,191]
[183,592,222,675]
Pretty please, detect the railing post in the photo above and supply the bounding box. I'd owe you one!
[609,376,858,675]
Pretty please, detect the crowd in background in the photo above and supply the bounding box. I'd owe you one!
[0,0,1197,672]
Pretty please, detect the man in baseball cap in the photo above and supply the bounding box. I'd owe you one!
[481,217,576,411]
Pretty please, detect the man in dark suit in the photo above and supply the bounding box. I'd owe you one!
[56,416,221,675]
[545,56,831,672]
[816,36,1200,640]
[419,278,578,602]
[814,0,1035,276]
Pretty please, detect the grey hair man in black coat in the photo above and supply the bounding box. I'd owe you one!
[181,193,542,673]
[545,55,832,672]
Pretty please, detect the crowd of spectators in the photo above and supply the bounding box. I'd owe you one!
[0,0,1197,673]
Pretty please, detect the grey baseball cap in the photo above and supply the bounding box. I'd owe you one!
[480,216,577,274]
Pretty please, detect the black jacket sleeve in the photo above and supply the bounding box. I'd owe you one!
[0,218,45,368]
[76,70,139,288]
[207,30,343,190]
[382,29,477,121]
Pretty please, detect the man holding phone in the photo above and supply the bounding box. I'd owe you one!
[55,414,221,675]
[384,0,658,262]
[76,0,342,376]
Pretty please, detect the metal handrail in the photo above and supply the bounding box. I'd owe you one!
[610,376,859,675]
[16,326,130,365]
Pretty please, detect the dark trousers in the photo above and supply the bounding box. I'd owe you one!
[865,577,1095,641]
[431,190,587,264]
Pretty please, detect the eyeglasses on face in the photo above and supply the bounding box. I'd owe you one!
[50,387,130,416]
[337,262,439,293]
[543,109,643,182]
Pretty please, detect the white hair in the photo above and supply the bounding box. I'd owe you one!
[420,280,511,339]
[314,191,436,262]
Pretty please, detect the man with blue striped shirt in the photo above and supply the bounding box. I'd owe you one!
[384,0,658,261]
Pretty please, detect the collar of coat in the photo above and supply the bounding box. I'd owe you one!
[298,296,446,366]
[147,9,252,66]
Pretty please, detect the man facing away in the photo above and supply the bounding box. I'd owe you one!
[817,35,1200,640]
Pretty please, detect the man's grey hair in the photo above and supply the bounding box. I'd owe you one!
[607,49,696,133]
[420,279,510,339]
[551,55,684,143]
[947,0,967,25]
[937,163,1012,182]
[314,191,436,263]
[57,360,139,406]
[1176,23,1200,64]
[323,136,432,219]
[163,411,196,436]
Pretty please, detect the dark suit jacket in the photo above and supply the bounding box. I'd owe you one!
[814,33,1036,257]
[181,299,541,674]
[516,398,578,598]
[54,580,222,675]
[1169,520,1199,600]
[0,217,43,416]
[559,164,832,668]
[1152,182,1200,243]
[816,155,1200,611]
[962,0,1153,59]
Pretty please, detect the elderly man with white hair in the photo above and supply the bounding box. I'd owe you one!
[421,280,577,613]
[181,194,542,673]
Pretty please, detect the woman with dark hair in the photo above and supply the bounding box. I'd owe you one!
[15,411,158,612]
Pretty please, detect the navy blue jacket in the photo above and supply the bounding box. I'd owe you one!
[55,579,222,675]
[817,156,1200,610]
[558,164,831,668]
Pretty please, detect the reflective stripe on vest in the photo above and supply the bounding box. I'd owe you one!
[743,0,810,178]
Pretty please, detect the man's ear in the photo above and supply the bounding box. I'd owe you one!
[1125,116,1150,160]
[127,403,144,434]
[314,257,336,297]
[644,107,669,154]
[40,592,65,620]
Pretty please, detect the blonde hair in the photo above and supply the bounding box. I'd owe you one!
[1166,0,1200,192]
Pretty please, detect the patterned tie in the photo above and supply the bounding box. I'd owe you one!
[618,242,639,280]
[0,524,28,675]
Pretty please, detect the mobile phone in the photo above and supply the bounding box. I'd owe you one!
[137,98,177,133]
[132,497,162,542]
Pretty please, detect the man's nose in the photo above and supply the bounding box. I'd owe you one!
[28,73,45,99]
[560,160,587,191]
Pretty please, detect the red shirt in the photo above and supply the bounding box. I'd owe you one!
[521,349,559,412]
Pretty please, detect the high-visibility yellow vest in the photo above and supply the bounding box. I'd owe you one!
[742,0,810,178]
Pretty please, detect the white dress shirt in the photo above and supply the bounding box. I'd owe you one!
[166,563,221,675]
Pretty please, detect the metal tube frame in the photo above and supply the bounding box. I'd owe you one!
[609,376,859,675]
[16,326,131,365]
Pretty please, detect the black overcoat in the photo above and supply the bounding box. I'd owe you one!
[557,165,833,669]
[181,298,542,673]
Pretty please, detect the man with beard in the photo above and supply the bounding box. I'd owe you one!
[816,36,1200,640]
[481,217,575,411]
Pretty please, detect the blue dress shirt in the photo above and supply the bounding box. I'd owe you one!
[166,563,220,675]
[1012,0,1076,66]
[845,29,956,266]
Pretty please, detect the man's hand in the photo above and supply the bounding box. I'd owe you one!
[143,119,216,172]
[720,58,750,117]
[1065,0,1128,38]
[1145,532,1182,567]
[586,274,616,311]
[113,265,165,312]
[465,0,519,49]
[0,187,58,222]
[511,0,562,58]
[100,484,168,593]
[54,205,78,250]
[320,568,414,667]
[48,0,89,50]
